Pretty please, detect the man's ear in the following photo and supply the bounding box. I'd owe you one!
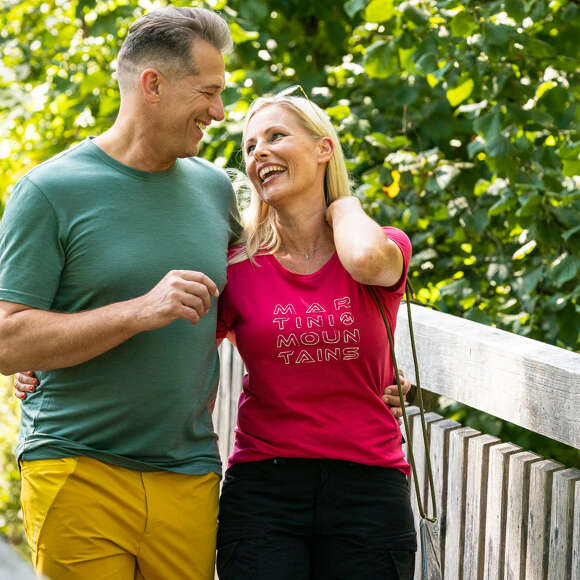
[318,136,334,163]
[140,68,163,103]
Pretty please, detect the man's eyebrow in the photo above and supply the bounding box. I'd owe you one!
[202,83,226,91]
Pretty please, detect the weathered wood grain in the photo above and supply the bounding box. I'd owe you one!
[572,479,580,580]
[430,418,462,576]
[462,434,500,580]
[483,442,521,580]
[548,468,580,580]
[505,451,542,580]
[444,426,480,580]
[409,411,443,580]
[525,460,564,580]
[394,304,580,448]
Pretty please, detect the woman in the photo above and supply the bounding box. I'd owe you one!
[13,92,415,579]
[215,92,416,579]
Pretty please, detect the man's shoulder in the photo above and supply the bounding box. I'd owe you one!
[180,156,232,186]
[21,139,96,189]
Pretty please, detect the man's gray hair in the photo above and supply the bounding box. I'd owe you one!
[117,6,232,91]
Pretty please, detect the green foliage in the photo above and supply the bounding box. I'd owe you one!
[1,0,579,546]
[0,376,26,554]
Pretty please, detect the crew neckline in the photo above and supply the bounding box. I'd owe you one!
[267,251,339,279]
[84,137,182,181]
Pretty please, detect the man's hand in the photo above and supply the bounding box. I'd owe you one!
[382,369,411,424]
[133,270,219,330]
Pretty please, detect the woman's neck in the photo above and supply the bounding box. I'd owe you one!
[274,209,335,272]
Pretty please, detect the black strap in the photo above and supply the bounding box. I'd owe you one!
[368,282,437,523]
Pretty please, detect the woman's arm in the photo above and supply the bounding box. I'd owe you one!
[326,197,403,287]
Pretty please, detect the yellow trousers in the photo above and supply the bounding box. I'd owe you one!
[20,456,220,580]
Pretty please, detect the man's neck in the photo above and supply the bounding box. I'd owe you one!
[94,119,177,173]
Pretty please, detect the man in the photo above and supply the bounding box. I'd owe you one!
[0,7,239,579]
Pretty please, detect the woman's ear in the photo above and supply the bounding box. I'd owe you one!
[318,136,334,163]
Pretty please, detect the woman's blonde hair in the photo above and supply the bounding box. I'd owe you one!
[230,94,352,264]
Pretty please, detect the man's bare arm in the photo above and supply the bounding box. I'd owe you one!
[0,269,218,374]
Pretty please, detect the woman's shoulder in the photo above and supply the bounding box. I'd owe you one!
[382,226,411,253]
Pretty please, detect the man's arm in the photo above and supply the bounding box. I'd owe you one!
[0,269,218,375]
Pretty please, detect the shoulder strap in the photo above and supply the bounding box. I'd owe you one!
[368,282,438,523]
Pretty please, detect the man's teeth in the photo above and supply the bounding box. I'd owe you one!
[259,165,286,181]
[195,121,205,130]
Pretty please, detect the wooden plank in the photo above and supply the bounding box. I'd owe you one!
[548,468,580,580]
[483,442,521,580]
[444,426,480,580]
[572,480,580,580]
[430,418,462,576]
[409,411,442,580]
[505,451,542,580]
[462,434,500,580]
[525,460,564,580]
[401,405,420,467]
[401,407,421,579]
[394,304,580,448]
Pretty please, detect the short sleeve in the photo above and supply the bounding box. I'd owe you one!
[381,226,412,293]
[0,177,64,309]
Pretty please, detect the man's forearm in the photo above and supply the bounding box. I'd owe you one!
[0,268,219,374]
[0,299,146,374]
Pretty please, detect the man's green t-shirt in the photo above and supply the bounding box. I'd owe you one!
[0,138,241,475]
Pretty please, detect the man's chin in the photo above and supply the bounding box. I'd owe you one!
[177,144,199,159]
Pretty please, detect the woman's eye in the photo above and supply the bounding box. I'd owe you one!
[272,132,285,141]
[246,144,255,155]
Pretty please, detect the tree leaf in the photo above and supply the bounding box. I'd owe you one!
[344,0,366,19]
[229,22,259,44]
[447,78,474,107]
[363,41,398,79]
[365,0,395,23]
[450,11,476,37]
[512,241,537,260]
[474,108,501,141]
[550,253,580,287]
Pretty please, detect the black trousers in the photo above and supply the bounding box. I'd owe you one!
[217,458,416,580]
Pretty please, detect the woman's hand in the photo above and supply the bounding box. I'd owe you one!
[13,371,38,400]
[382,369,411,424]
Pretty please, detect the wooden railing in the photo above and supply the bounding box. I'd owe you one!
[213,304,580,580]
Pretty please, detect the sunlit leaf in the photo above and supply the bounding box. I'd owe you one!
[513,240,537,260]
[363,41,398,79]
[447,78,474,107]
[365,0,395,23]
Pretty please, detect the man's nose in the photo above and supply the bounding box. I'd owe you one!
[210,95,225,122]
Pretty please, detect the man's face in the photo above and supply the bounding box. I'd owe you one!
[160,39,226,158]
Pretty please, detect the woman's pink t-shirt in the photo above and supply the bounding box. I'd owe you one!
[217,227,412,474]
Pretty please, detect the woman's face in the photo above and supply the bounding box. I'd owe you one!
[243,104,332,208]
